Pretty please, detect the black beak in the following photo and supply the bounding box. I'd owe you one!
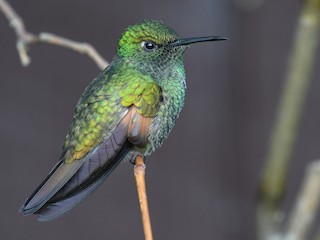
[170,36,227,47]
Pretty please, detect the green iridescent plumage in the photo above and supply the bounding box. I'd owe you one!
[20,19,226,221]
[63,66,162,163]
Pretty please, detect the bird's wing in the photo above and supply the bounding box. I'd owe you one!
[20,68,162,219]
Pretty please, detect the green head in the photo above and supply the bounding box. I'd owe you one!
[117,20,226,65]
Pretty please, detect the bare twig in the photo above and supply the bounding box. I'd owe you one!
[257,0,320,239]
[0,0,37,66]
[284,160,320,240]
[0,0,108,69]
[134,155,153,240]
[39,33,108,69]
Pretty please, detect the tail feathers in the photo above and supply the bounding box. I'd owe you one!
[36,143,130,221]
[20,158,87,215]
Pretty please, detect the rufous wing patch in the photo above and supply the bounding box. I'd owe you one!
[122,106,151,148]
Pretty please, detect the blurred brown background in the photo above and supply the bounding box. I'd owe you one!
[1,0,319,239]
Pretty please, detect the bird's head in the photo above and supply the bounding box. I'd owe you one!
[117,20,226,65]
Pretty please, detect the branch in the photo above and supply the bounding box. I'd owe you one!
[38,33,108,70]
[284,160,320,240]
[0,0,108,69]
[134,155,153,240]
[257,0,320,239]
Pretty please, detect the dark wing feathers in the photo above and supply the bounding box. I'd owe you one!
[36,141,131,221]
[46,117,130,203]
[20,106,153,220]
[20,112,132,218]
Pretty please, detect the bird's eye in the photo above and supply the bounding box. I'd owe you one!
[141,41,157,52]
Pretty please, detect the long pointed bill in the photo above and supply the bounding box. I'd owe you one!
[170,36,227,47]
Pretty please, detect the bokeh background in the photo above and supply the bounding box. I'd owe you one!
[1,0,319,239]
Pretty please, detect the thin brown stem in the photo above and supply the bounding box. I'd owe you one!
[134,155,153,240]
[0,0,108,69]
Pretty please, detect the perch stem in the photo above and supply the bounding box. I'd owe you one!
[134,155,153,240]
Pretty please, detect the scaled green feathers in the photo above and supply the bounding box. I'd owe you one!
[63,66,162,163]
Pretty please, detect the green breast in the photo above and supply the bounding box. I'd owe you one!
[145,63,186,155]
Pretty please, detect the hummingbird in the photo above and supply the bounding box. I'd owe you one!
[20,20,226,221]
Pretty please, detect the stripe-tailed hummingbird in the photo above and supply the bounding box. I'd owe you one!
[20,20,226,221]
